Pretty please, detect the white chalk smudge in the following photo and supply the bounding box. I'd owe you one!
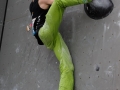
[105,71,113,77]
[13,84,18,90]
[15,44,21,53]
[114,21,120,38]
[86,84,95,90]
[37,84,40,88]
[104,23,110,33]
[114,21,120,27]
[102,32,105,47]
[16,47,20,53]
[78,73,82,76]
[86,80,95,90]
[105,66,114,77]
[103,23,110,47]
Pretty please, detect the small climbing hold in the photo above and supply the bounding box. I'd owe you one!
[96,66,100,71]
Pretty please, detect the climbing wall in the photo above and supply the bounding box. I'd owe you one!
[0,0,120,90]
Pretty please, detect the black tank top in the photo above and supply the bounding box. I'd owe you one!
[29,0,49,30]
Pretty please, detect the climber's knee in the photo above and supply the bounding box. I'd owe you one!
[38,26,55,49]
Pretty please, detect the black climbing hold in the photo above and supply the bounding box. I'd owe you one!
[84,0,114,20]
[96,66,100,71]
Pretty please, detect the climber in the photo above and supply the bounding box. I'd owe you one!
[29,0,113,90]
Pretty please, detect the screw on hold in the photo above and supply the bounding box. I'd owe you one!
[96,66,100,71]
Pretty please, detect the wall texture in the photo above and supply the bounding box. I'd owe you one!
[0,0,120,90]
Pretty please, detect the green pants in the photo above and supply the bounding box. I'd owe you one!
[39,0,92,90]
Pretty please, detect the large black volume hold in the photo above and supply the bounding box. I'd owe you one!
[84,0,114,20]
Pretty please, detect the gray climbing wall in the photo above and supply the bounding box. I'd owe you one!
[0,0,120,90]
